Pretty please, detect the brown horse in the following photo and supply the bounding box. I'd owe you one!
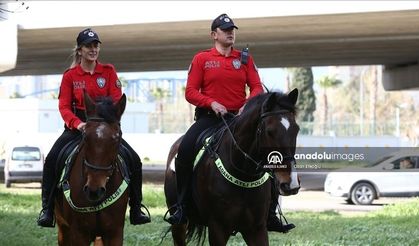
[164,89,301,246]
[55,92,129,246]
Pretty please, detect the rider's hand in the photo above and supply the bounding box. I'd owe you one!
[77,122,86,132]
[210,101,227,116]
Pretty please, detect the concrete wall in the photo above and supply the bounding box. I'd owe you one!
[0,98,154,134]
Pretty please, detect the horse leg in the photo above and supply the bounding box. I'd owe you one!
[56,216,72,246]
[57,224,71,246]
[101,228,124,246]
[208,219,231,246]
[69,227,92,246]
[93,237,104,246]
[241,227,269,246]
[171,224,187,246]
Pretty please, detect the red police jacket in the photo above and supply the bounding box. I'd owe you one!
[58,62,122,130]
[185,47,263,111]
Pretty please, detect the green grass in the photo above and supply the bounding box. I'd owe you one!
[0,184,418,245]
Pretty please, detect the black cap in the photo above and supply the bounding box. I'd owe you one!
[76,28,101,46]
[211,13,238,31]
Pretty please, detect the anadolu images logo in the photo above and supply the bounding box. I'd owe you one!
[267,151,283,165]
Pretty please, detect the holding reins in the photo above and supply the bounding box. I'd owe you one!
[219,108,297,175]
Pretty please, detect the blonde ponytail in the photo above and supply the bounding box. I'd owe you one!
[69,45,82,68]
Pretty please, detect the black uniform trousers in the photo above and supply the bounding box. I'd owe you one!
[177,110,221,169]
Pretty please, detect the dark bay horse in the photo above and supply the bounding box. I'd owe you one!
[55,92,129,246]
[164,89,301,246]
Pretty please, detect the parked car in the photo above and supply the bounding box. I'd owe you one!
[324,150,419,205]
[4,145,44,188]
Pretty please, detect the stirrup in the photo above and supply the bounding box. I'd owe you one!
[37,209,55,228]
[130,204,151,225]
[163,204,187,225]
[140,204,151,219]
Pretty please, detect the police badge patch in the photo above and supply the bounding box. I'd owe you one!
[232,59,241,69]
[97,77,106,88]
[116,79,122,88]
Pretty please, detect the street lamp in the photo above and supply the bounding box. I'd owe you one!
[395,103,408,137]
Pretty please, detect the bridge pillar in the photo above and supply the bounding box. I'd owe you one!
[0,21,18,73]
[382,64,419,91]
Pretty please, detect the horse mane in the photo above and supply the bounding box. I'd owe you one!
[93,96,120,123]
[240,91,297,120]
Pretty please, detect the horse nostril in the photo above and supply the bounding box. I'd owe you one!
[83,185,88,194]
[280,183,291,191]
[98,187,106,197]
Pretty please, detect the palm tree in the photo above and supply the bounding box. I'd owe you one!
[316,75,342,135]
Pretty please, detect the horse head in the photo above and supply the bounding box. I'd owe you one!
[82,92,126,202]
[258,88,300,196]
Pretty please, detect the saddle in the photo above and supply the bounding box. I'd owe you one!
[192,114,235,169]
[55,136,82,179]
[56,137,131,189]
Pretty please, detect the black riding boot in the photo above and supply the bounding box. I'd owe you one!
[128,162,151,225]
[37,162,55,228]
[166,158,191,225]
[267,186,296,233]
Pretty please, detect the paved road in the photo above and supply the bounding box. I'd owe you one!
[142,165,329,190]
[280,190,412,214]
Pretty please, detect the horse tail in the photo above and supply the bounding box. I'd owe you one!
[166,135,183,170]
[186,223,206,246]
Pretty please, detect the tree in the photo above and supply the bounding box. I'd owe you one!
[289,67,316,133]
[151,86,170,133]
[316,75,342,135]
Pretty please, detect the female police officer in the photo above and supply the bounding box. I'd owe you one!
[166,14,295,233]
[37,28,150,227]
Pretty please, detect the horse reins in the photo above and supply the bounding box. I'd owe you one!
[220,109,296,174]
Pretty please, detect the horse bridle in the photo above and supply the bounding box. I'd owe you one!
[81,116,119,172]
[256,109,296,163]
[220,109,296,175]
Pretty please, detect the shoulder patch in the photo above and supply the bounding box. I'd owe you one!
[116,79,122,88]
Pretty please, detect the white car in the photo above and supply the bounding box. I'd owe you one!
[324,150,419,205]
[4,145,44,188]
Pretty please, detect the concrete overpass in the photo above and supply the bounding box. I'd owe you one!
[2,10,419,90]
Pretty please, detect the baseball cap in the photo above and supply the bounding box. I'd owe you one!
[77,28,101,46]
[211,13,238,31]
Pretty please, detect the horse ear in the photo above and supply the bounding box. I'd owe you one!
[262,93,277,112]
[115,94,126,120]
[287,88,299,106]
[84,91,96,117]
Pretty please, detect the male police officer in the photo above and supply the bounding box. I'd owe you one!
[166,13,295,233]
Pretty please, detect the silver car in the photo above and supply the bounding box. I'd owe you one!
[324,150,419,205]
[4,145,44,188]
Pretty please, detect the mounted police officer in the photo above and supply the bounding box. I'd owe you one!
[37,28,150,227]
[165,13,295,233]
